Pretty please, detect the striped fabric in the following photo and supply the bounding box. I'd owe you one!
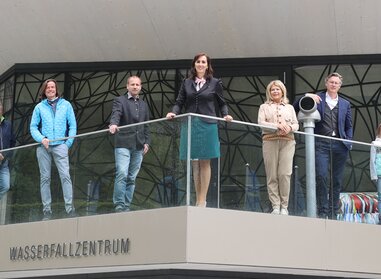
[337,193,379,224]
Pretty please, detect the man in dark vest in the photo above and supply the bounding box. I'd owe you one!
[295,72,353,219]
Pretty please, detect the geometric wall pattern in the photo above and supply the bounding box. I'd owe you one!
[1,58,381,223]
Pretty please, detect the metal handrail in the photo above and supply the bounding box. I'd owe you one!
[0,112,372,153]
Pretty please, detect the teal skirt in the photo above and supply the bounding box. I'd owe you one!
[179,117,220,160]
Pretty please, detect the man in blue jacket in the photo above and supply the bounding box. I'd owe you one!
[295,72,353,219]
[0,103,16,201]
[30,79,77,221]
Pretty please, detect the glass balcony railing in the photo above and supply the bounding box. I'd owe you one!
[0,113,378,225]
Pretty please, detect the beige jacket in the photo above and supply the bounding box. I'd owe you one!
[258,101,299,140]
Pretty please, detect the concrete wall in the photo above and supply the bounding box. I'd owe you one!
[1,207,381,278]
[1,0,381,75]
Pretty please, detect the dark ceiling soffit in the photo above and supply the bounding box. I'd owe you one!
[2,54,381,83]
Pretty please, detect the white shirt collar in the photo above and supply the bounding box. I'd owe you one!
[325,92,338,110]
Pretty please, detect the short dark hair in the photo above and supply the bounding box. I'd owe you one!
[127,76,141,85]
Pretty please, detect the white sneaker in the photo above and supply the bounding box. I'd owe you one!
[280,208,289,215]
[197,201,207,208]
[271,208,280,214]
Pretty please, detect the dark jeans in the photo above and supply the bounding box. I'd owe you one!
[315,139,349,217]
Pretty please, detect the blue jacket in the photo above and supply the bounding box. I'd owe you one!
[295,91,353,150]
[314,92,353,150]
[30,98,77,148]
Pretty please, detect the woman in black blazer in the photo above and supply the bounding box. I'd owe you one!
[167,52,233,207]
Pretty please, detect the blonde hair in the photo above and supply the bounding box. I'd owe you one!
[325,72,343,84]
[265,80,289,104]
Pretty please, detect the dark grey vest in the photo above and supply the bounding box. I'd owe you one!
[320,102,339,137]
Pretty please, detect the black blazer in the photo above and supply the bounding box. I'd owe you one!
[172,78,229,123]
[110,94,150,149]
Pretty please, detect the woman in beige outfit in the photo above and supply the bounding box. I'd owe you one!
[258,80,299,215]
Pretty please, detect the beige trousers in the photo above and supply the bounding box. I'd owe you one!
[262,139,295,210]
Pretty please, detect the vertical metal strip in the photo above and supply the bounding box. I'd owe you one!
[186,115,191,206]
[217,156,221,209]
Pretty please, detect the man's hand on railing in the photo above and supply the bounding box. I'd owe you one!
[42,138,50,149]
[166,112,176,119]
[109,124,119,134]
